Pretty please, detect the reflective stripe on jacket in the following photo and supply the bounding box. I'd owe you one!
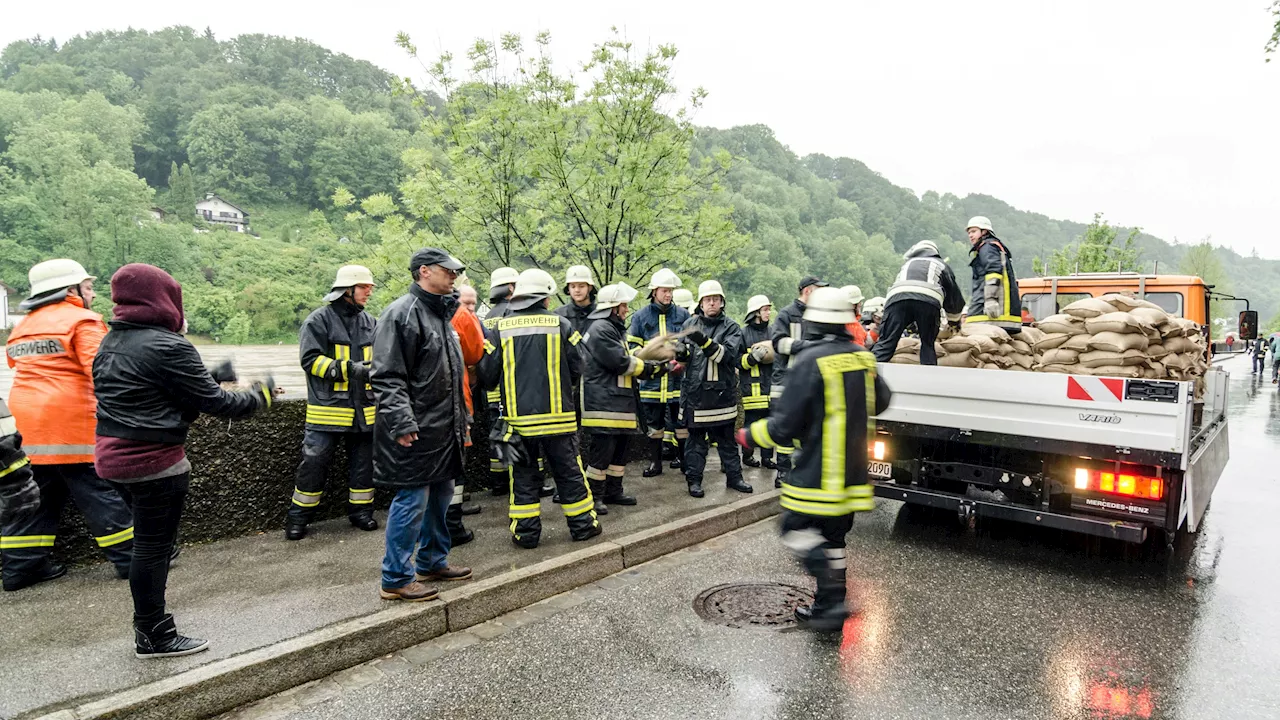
[300,301,377,431]
[965,237,1022,331]
[628,302,689,404]
[477,308,584,438]
[768,299,806,398]
[481,299,513,407]
[680,313,743,427]
[5,296,105,464]
[581,314,648,434]
[738,321,772,410]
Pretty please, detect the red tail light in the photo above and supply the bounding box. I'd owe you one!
[1074,468,1163,500]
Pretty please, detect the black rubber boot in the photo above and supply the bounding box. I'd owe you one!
[446,503,474,546]
[461,502,482,516]
[642,438,664,477]
[134,614,210,659]
[671,439,686,469]
[285,522,308,541]
[742,451,761,468]
[687,478,705,498]
[762,453,777,470]
[588,479,609,516]
[349,511,378,531]
[3,562,67,592]
[603,476,637,506]
[727,477,754,494]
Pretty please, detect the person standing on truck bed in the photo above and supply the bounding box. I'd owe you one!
[736,287,892,631]
[872,240,966,365]
[769,275,828,488]
[965,216,1023,334]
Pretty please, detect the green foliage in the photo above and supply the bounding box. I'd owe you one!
[1032,213,1142,275]
[221,312,253,345]
[1267,1,1280,60]
[1179,238,1233,319]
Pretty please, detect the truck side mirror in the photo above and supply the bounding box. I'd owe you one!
[1239,310,1258,340]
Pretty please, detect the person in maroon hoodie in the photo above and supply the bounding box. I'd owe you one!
[92,264,276,659]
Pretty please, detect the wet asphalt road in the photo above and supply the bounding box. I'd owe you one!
[224,354,1278,720]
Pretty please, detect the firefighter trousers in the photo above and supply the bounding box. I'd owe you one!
[288,429,374,524]
[742,409,774,464]
[684,422,744,484]
[1,463,133,582]
[585,433,630,497]
[509,434,598,547]
[872,298,940,365]
[780,511,853,613]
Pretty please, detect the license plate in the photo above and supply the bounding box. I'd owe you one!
[868,461,892,479]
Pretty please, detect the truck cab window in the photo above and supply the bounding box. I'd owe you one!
[1022,293,1092,319]
[1142,292,1183,317]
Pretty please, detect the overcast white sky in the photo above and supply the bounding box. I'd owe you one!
[5,1,1278,256]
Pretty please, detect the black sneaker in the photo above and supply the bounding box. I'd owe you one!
[3,563,67,592]
[134,614,210,659]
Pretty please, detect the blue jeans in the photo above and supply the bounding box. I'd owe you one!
[381,480,454,589]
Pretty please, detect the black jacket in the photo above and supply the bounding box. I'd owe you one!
[300,300,376,432]
[481,298,513,407]
[769,299,806,396]
[554,301,595,337]
[739,319,773,411]
[371,285,467,489]
[628,301,689,404]
[885,247,966,322]
[679,312,744,427]
[476,306,583,437]
[966,235,1022,332]
[744,330,892,516]
[580,313,662,435]
[93,322,268,444]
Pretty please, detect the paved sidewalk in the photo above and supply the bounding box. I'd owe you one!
[1,458,772,719]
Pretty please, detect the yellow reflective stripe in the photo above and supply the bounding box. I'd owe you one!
[639,390,664,399]
[776,445,795,456]
[0,456,31,478]
[306,406,356,417]
[740,354,752,370]
[486,388,501,403]
[483,339,497,355]
[509,502,541,519]
[749,418,776,449]
[507,411,577,424]
[819,357,846,495]
[363,406,376,426]
[658,315,670,402]
[568,331,582,346]
[581,417,637,429]
[965,314,1022,323]
[310,356,334,378]
[498,314,562,329]
[292,488,323,507]
[349,488,375,504]
[781,482,847,503]
[513,422,579,437]
[334,345,350,392]
[742,398,770,410]
[94,527,134,547]
[502,336,517,419]
[780,496,856,516]
[562,496,595,517]
[627,335,646,347]
[0,535,56,548]
[625,355,644,377]
[306,405,356,426]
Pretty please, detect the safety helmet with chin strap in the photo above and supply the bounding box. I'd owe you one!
[745,294,771,320]
[323,265,375,303]
[27,259,95,300]
[648,268,681,290]
[510,268,556,310]
[589,282,639,319]
[562,265,596,295]
[966,216,994,233]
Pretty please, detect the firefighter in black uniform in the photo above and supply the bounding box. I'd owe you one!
[286,265,379,540]
[580,282,672,514]
[739,294,775,473]
[628,268,690,477]
[769,275,828,487]
[679,280,751,498]
[476,269,602,549]
[481,267,518,497]
[964,216,1022,334]
[738,287,892,631]
[872,240,966,365]
[554,265,597,336]
[0,398,41,547]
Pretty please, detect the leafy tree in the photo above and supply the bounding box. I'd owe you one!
[1032,212,1142,276]
[1179,238,1233,319]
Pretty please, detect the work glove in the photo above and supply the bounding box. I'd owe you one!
[207,360,238,384]
[686,329,709,347]
[641,360,670,380]
[348,360,372,385]
[0,470,40,526]
[252,375,280,409]
[749,345,769,365]
[488,419,525,469]
[984,299,1001,319]
[675,345,692,363]
[734,428,750,450]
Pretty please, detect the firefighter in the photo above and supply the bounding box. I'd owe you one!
[862,297,885,344]
[872,240,966,365]
[580,282,672,513]
[673,288,697,314]
[628,268,690,477]
[679,280,751,498]
[481,267,519,497]
[476,269,601,549]
[554,265,597,336]
[840,286,869,347]
[736,287,892,631]
[965,216,1023,333]
[3,259,134,591]
[768,275,828,488]
[286,265,379,541]
[0,398,41,541]
[739,295,775,474]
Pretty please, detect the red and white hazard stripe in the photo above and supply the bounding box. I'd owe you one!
[1066,376,1125,403]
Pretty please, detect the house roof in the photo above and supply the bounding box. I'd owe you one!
[199,193,248,216]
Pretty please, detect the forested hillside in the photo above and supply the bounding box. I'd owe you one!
[1,27,1272,342]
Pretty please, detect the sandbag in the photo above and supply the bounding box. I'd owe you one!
[1146,343,1169,360]
[1062,334,1093,352]
[1041,348,1080,365]
[1084,365,1144,379]
[896,337,922,353]
[1018,327,1047,345]
[939,352,980,368]
[1145,361,1166,377]
[1162,336,1198,354]
[1130,307,1171,328]
[1038,364,1074,374]
[961,323,1011,342]
[940,336,982,354]
[1079,349,1147,368]
[1034,333,1070,351]
[981,363,1003,370]
[1037,314,1086,335]
[1006,365,1031,372]
[969,335,1000,355]
[1009,353,1034,370]
[1163,353,1191,370]
[890,354,920,365]
[996,343,1014,356]
[988,354,1015,369]
[1098,293,1165,313]
[1010,339,1032,355]
[1085,312,1144,335]
[1160,323,1188,339]
[1088,331,1149,353]
[1063,297,1119,319]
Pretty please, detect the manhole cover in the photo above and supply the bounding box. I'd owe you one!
[693,582,815,629]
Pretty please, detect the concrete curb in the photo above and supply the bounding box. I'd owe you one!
[32,490,780,720]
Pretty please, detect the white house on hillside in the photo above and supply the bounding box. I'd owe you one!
[196,193,250,233]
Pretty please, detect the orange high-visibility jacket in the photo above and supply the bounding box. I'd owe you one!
[5,296,107,464]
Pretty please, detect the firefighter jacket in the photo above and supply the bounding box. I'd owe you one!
[371,285,468,489]
[580,313,663,434]
[886,246,966,322]
[744,329,893,517]
[300,300,376,432]
[738,319,773,411]
[0,398,34,498]
[5,295,106,464]
[476,306,584,438]
[628,301,689,404]
[679,312,744,428]
[554,301,595,337]
[966,235,1022,332]
[768,298,806,399]
[481,298,513,407]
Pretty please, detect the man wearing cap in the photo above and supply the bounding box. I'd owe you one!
[554,265,597,336]
[737,287,892,631]
[873,241,966,365]
[3,259,133,591]
[285,266,379,541]
[580,283,672,514]
[628,268,690,477]
[965,216,1022,333]
[679,280,751,498]
[372,249,472,602]
[767,275,827,488]
[476,269,601,549]
[739,295,775,473]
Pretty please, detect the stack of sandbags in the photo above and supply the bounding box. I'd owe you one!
[887,336,952,366]
[935,324,1034,371]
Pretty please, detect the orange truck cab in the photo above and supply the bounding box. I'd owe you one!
[1018,273,1214,341]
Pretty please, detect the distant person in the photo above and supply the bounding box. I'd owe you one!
[372,249,472,602]
[4,259,133,592]
[285,265,379,541]
[739,295,775,474]
[1252,335,1267,376]
[873,241,965,365]
[554,265,597,336]
[964,216,1022,334]
[93,263,276,658]
[840,286,869,346]
[1227,334,1236,353]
